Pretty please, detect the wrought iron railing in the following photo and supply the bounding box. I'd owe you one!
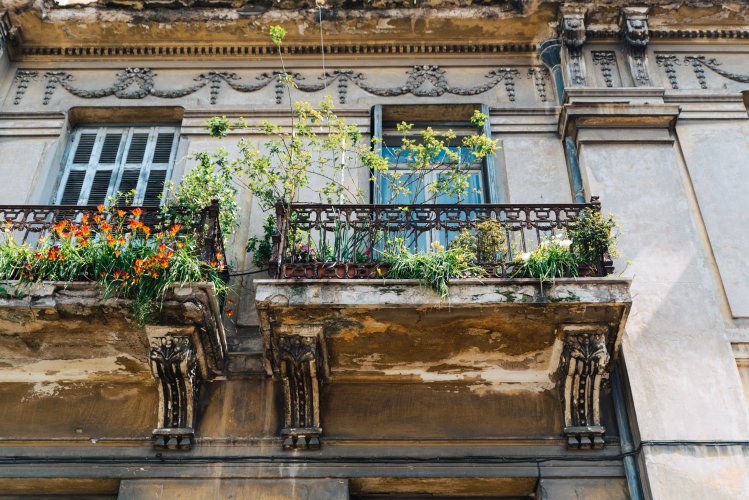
[0,201,226,271]
[270,197,612,279]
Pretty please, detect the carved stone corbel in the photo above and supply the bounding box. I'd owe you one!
[276,332,324,450]
[149,335,199,451]
[558,327,611,449]
[621,8,651,86]
[560,7,587,87]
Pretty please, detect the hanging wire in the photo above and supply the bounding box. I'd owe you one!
[317,2,328,92]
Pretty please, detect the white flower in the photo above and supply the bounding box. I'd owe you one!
[560,239,572,248]
[521,252,531,261]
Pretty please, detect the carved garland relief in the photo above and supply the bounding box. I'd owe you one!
[10,65,551,106]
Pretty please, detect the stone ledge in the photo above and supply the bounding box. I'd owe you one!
[0,281,227,380]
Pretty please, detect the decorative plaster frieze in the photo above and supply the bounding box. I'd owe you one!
[149,334,199,451]
[684,56,749,87]
[620,8,652,87]
[12,70,37,105]
[559,328,611,449]
[527,67,550,102]
[591,52,617,88]
[13,65,542,106]
[655,55,681,89]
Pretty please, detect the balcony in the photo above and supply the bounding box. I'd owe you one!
[255,199,631,450]
[0,203,228,450]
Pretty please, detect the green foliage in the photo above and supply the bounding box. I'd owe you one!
[511,235,578,286]
[0,208,226,325]
[165,149,241,240]
[569,208,618,264]
[451,219,507,262]
[382,239,484,298]
[269,25,287,46]
[246,215,276,269]
[379,119,499,204]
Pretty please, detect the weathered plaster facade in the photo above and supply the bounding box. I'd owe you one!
[0,1,748,498]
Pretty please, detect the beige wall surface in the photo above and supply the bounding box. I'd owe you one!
[676,118,749,318]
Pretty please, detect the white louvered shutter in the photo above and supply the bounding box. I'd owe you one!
[57,126,178,206]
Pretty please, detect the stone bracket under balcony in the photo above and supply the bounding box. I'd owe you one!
[0,281,227,451]
[255,278,631,450]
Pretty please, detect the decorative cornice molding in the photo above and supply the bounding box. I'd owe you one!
[586,28,749,41]
[15,42,538,61]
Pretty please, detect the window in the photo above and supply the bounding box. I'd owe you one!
[371,104,498,205]
[57,126,178,206]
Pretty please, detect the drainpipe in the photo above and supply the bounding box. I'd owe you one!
[611,364,645,500]
[564,138,585,203]
[539,38,585,203]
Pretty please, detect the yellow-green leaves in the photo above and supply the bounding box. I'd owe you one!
[269,25,287,46]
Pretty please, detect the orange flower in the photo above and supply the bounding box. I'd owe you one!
[142,225,151,238]
[210,260,218,268]
[131,208,143,218]
[118,237,126,246]
[107,237,116,246]
[226,308,235,317]
[177,242,185,249]
[168,224,182,237]
[81,214,90,224]
[80,225,91,237]
[100,271,107,278]
[53,221,67,235]
[79,238,89,247]
[128,219,143,231]
[93,214,102,224]
[114,271,122,280]
[160,257,169,269]
[100,221,111,232]
[114,250,121,257]
[117,209,126,218]
[97,205,105,213]
[151,271,159,278]
[158,244,167,255]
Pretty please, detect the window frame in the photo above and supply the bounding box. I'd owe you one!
[56,124,179,206]
[371,103,499,205]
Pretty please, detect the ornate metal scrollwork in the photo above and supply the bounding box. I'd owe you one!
[149,335,199,451]
[621,9,651,86]
[276,334,323,450]
[559,330,611,449]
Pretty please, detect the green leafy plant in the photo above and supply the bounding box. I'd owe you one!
[451,219,507,263]
[0,207,226,325]
[197,26,498,273]
[165,149,241,242]
[511,235,578,286]
[569,208,618,266]
[246,215,276,269]
[382,238,484,298]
